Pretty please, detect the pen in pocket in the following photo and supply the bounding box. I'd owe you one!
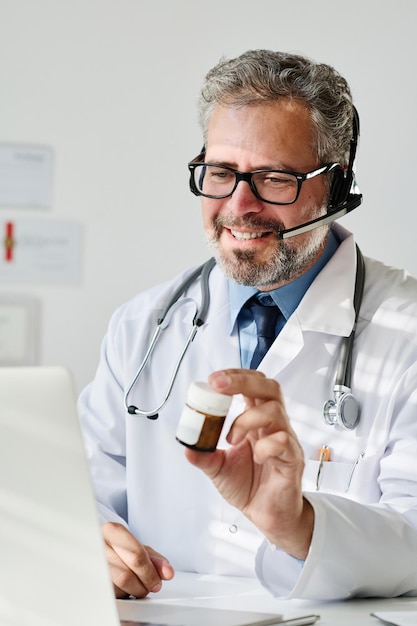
[346,451,365,492]
[316,445,330,491]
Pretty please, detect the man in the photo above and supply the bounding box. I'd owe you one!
[78,50,417,600]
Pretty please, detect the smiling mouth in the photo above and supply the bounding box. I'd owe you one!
[230,229,272,240]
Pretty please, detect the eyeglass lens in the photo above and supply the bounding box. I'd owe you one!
[192,164,300,204]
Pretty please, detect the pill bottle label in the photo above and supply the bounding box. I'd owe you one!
[176,381,232,453]
[175,405,205,447]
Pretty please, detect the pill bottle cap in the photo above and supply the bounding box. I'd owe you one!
[187,381,232,416]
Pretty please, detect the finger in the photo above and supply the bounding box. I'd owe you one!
[113,582,129,599]
[209,369,281,402]
[184,445,225,474]
[146,546,175,581]
[252,429,304,467]
[102,523,164,597]
[227,397,289,446]
[104,540,148,598]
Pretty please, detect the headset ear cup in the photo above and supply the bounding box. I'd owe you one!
[329,167,349,209]
[329,108,360,211]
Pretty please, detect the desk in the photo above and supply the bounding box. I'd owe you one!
[116,572,417,625]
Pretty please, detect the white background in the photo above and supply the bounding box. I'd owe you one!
[1,0,416,393]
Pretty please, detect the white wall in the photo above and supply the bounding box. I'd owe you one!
[1,0,417,394]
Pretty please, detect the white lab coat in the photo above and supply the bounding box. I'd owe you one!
[79,224,417,600]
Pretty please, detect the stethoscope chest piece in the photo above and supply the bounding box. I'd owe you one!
[323,384,360,430]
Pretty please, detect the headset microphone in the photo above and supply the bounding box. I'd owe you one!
[279,107,362,240]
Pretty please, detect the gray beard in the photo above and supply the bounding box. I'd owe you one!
[205,215,328,288]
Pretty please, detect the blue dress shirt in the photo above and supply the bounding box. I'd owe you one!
[228,229,340,368]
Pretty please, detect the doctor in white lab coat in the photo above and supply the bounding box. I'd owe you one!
[78,50,417,601]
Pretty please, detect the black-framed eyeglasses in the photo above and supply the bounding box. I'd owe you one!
[188,155,340,206]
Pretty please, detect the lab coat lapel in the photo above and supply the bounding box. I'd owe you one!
[257,230,358,379]
[180,229,358,379]
[259,311,304,378]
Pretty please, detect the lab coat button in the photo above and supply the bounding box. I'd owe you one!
[229,524,238,533]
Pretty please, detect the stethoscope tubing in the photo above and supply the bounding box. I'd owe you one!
[124,258,215,418]
[124,249,364,429]
[334,245,365,389]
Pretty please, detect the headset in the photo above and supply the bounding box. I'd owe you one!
[125,108,364,429]
[280,107,362,239]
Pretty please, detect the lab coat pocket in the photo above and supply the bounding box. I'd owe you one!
[303,458,356,494]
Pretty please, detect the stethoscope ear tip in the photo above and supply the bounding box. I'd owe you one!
[127,404,159,419]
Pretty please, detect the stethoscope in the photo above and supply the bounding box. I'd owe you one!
[323,244,365,430]
[124,257,216,420]
[124,246,365,430]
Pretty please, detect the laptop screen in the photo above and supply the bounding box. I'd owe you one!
[0,366,120,626]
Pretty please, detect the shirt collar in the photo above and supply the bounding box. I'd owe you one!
[228,228,340,332]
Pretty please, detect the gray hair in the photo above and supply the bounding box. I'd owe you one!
[198,49,354,166]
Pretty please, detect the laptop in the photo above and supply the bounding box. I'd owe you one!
[0,366,120,626]
[0,366,312,626]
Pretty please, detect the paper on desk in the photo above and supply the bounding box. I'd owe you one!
[371,611,417,625]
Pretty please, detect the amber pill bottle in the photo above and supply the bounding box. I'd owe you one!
[176,381,232,452]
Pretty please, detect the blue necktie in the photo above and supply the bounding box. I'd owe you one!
[247,296,280,369]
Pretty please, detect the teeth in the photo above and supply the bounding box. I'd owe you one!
[231,230,265,240]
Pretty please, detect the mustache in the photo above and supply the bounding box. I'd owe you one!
[213,215,285,236]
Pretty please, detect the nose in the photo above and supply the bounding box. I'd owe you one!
[225,179,264,215]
